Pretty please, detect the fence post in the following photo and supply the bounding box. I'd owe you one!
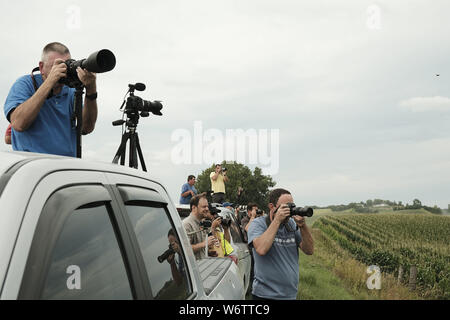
[398,266,403,284]
[409,266,417,290]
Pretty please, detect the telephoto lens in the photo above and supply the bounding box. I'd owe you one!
[59,49,116,87]
[157,245,175,263]
[286,203,314,217]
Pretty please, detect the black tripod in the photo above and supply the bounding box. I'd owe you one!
[74,85,84,158]
[112,120,147,172]
[111,83,163,172]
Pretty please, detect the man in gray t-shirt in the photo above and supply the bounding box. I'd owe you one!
[247,188,314,300]
[182,193,219,260]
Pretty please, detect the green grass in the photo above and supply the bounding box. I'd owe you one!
[297,249,354,300]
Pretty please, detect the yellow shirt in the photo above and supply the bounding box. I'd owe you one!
[210,171,226,193]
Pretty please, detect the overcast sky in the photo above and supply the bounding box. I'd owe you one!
[1,0,449,208]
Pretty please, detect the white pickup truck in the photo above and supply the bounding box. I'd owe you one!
[0,151,245,300]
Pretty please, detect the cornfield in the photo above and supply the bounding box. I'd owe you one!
[313,213,450,299]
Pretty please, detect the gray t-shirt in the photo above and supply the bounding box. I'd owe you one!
[247,216,302,300]
[182,214,207,260]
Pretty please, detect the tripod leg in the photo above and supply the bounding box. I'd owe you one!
[129,132,138,169]
[112,132,130,165]
[135,133,147,172]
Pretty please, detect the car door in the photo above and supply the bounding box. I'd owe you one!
[103,172,200,299]
[1,170,144,299]
[226,212,251,291]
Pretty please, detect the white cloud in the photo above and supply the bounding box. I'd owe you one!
[399,96,450,112]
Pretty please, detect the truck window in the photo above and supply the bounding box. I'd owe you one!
[41,203,133,299]
[125,202,192,300]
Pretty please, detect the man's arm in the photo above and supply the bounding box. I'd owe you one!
[181,190,193,198]
[292,216,314,255]
[10,61,67,132]
[211,171,220,181]
[223,225,231,244]
[191,235,216,253]
[180,184,191,198]
[251,219,281,256]
[299,225,314,255]
[244,211,257,233]
[251,205,290,256]
[77,68,97,134]
[244,218,254,233]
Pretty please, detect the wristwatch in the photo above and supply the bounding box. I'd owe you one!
[86,92,98,101]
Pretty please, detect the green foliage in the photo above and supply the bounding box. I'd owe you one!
[195,161,276,211]
[313,214,450,299]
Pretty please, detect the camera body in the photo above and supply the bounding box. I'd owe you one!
[256,209,263,217]
[59,59,85,88]
[286,203,313,217]
[200,219,212,229]
[220,217,232,228]
[125,94,163,117]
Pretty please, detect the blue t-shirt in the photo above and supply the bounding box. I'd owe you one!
[4,74,77,157]
[248,216,302,300]
[179,183,197,204]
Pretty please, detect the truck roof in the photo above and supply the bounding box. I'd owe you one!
[0,151,170,195]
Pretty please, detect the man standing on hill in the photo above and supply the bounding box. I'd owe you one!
[248,188,314,300]
[209,164,228,204]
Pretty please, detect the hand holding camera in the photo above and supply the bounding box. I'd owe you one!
[211,217,222,231]
[274,204,291,224]
[46,59,68,87]
[207,235,219,248]
[76,67,96,90]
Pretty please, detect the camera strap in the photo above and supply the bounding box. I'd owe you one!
[30,67,54,99]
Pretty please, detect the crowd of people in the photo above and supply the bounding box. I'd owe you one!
[178,165,314,300]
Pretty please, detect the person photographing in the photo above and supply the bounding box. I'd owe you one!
[209,164,228,204]
[4,42,99,157]
[247,188,314,300]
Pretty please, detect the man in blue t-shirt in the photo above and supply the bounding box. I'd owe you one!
[247,188,314,300]
[179,175,198,204]
[4,42,98,157]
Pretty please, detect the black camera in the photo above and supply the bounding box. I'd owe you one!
[256,209,263,217]
[200,219,212,229]
[125,94,163,116]
[208,204,220,215]
[59,49,116,88]
[157,245,175,263]
[222,167,227,172]
[220,217,232,228]
[286,203,313,217]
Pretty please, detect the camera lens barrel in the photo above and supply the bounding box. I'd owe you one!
[59,49,116,88]
[286,203,314,217]
[157,246,175,263]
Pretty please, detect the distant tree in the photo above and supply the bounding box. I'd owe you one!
[412,198,422,209]
[366,199,373,207]
[195,162,276,211]
[373,199,383,205]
